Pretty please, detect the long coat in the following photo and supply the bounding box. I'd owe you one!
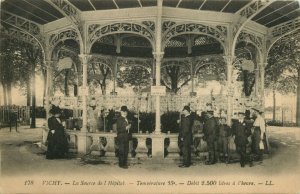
[46,116,68,159]
[180,115,193,142]
[203,117,218,140]
[232,121,248,146]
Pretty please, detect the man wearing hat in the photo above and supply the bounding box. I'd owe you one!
[116,106,131,168]
[232,112,253,167]
[178,105,193,167]
[203,110,218,165]
[251,108,265,161]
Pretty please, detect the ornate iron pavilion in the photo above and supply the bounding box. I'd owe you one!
[1,0,299,158]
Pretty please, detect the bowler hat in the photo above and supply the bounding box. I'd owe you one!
[50,105,62,115]
[120,106,129,112]
[182,105,191,112]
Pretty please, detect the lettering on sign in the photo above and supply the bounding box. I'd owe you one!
[151,86,166,96]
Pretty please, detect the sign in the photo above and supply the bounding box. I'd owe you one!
[58,57,73,71]
[151,86,166,96]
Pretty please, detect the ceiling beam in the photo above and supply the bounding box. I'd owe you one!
[176,0,182,8]
[0,10,41,36]
[88,0,96,11]
[5,1,50,23]
[199,0,207,10]
[112,0,119,9]
[23,0,60,20]
[254,1,296,22]
[269,16,300,38]
[137,0,142,7]
[220,0,232,12]
[264,8,300,26]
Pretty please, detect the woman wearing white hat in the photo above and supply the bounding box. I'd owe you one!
[251,108,265,161]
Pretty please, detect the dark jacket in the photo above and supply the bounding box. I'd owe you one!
[116,116,129,135]
[232,121,248,146]
[203,116,218,138]
[180,114,193,138]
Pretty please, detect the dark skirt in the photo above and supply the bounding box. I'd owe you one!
[46,129,68,159]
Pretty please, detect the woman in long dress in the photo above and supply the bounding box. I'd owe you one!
[46,106,69,159]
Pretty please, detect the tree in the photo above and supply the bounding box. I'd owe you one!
[0,38,18,105]
[20,42,43,128]
[265,45,285,121]
[267,38,300,126]
[88,63,111,95]
[161,65,190,94]
[117,66,151,93]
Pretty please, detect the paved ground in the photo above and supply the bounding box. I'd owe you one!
[0,121,299,193]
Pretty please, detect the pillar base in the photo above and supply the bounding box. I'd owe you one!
[77,132,90,154]
[151,134,165,159]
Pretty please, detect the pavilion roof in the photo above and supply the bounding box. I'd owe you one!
[1,0,299,28]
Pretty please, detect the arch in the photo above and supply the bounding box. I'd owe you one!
[48,28,81,59]
[235,32,263,64]
[88,22,155,53]
[267,28,300,57]
[1,24,46,62]
[162,23,227,53]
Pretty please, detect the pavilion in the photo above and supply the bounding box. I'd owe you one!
[1,0,299,159]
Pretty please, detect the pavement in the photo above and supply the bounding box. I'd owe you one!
[0,120,299,193]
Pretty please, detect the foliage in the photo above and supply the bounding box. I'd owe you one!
[88,63,112,95]
[117,65,151,93]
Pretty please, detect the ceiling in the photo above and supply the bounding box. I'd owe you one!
[1,0,299,27]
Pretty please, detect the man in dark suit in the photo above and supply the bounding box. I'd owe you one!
[203,110,218,165]
[232,112,253,167]
[116,106,131,169]
[178,106,193,168]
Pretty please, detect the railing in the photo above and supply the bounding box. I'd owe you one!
[0,106,30,127]
[64,130,208,159]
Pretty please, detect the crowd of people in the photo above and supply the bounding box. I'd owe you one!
[178,106,267,168]
[45,104,267,169]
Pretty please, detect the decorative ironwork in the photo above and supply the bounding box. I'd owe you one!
[162,21,176,32]
[194,35,218,46]
[162,23,227,49]
[270,17,300,38]
[1,10,41,36]
[236,1,267,19]
[142,21,155,31]
[88,24,101,35]
[165,37,186,48]
[49,29,79,48]
[237,31,263,52]
[88,22,155,49]
[47,0,81,28]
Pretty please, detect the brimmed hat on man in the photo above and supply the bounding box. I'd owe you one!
[182,105,191,112]
[120,106,129,113]
[50,105,62,115]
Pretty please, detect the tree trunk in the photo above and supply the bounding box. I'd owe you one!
[7,82,12,105]
[30,63,36,128]
[64,70,69,96]
[2,83,7,106]
[272,88,276,121]
[296,71,300,126]
[42,69,47,107]
[26,79,31,106]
